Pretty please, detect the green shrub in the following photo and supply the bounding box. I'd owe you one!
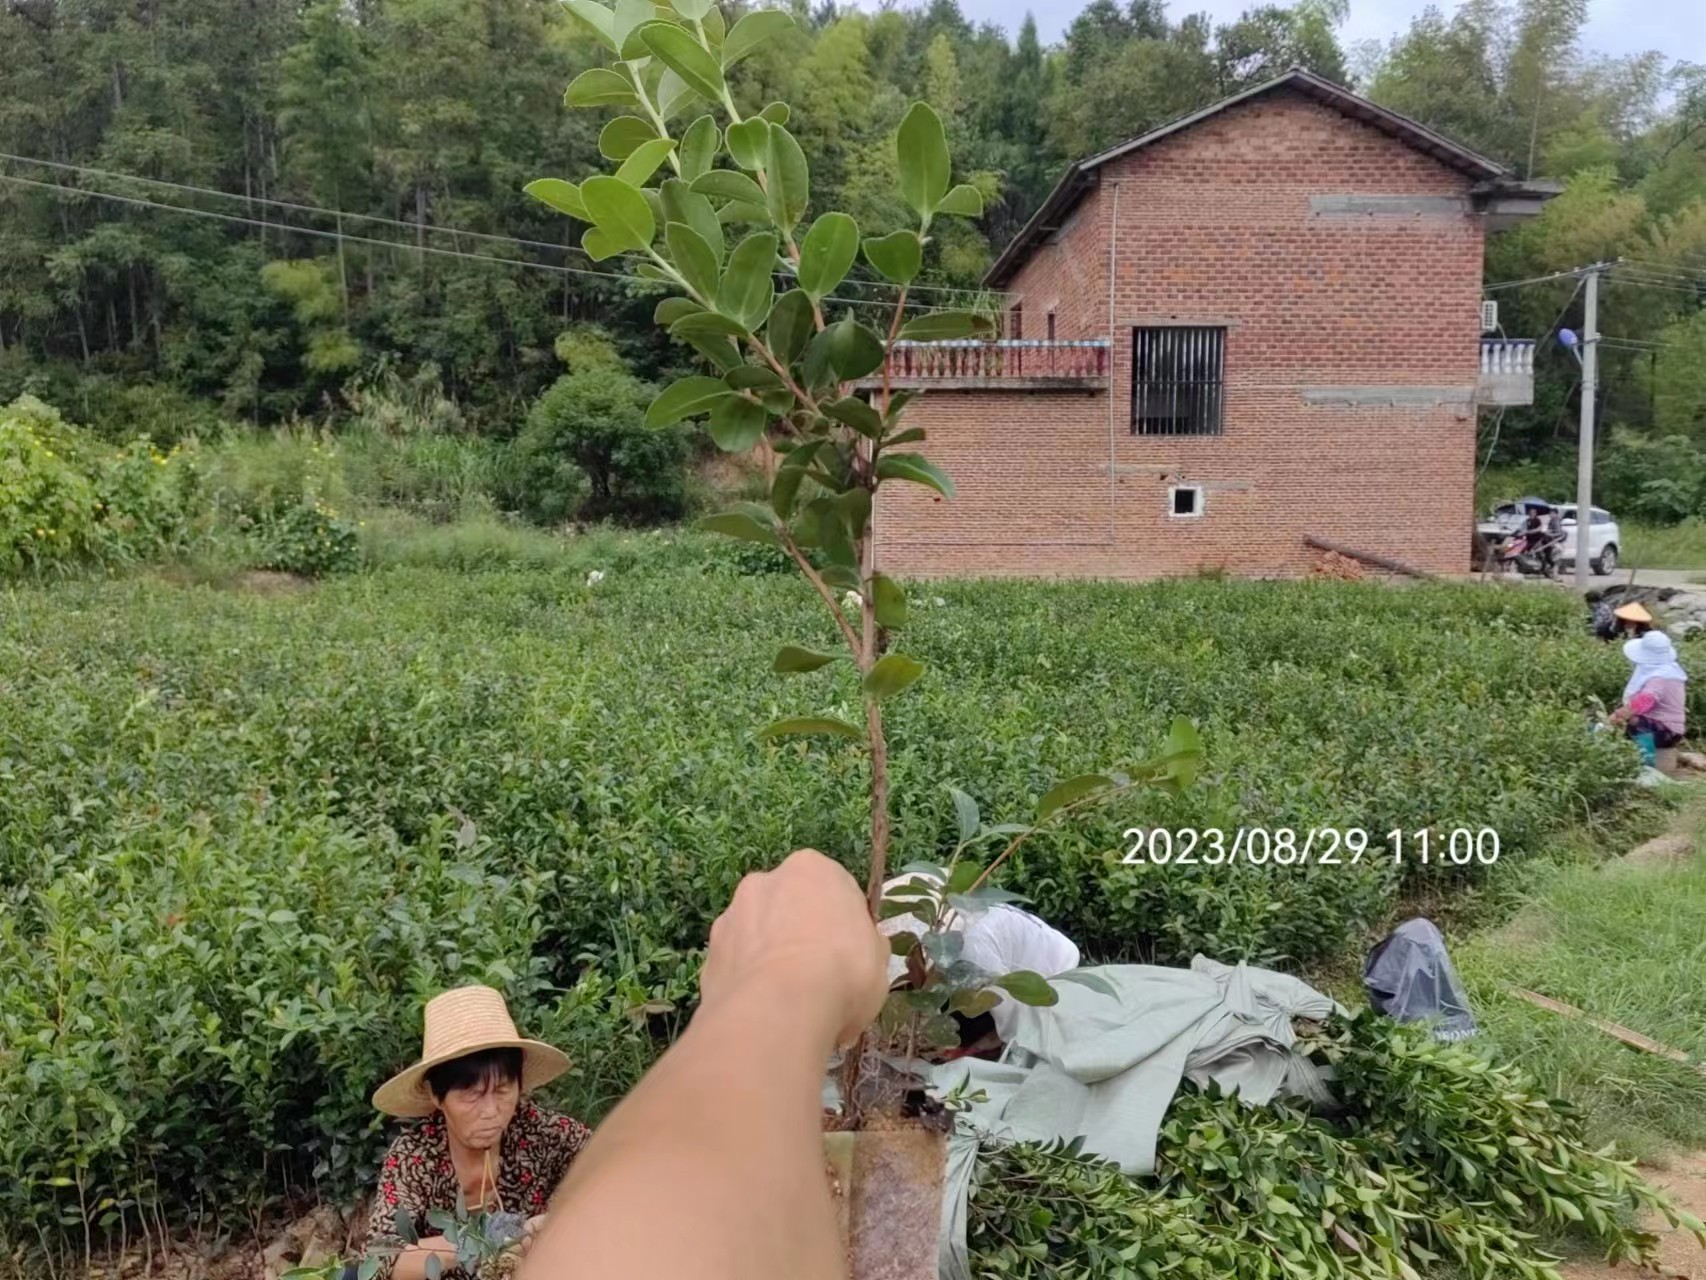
[969,1015,1700,1280]
[0,562,1647,1259]
[0,396,100,570]
[250,501,360,576]
[509,331,688,525]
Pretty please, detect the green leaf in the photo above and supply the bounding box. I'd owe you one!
[863,653,924,702]
[947,786,980,844]
[896,102,951,223]
[523,179,588,221]
[1037,773,1118,820]
[874,451,953,497]
[863,230,923,284]
[757,716,865,742]
[665,222,720,301]
[883,426,925,447]
[394,1207,418,1244]
[771,464,806,520]
[691,169,768,207]
[765,124,810,235]
[598,115,657,161]
[581,176,657,251]
[563,0,618,50]
[950,988,1002,1019]
[725,118,771,171]
[945,859,983,895]
[708,395,767,451]
[889,930,920,956]
[898,311,995,341]
[679,115,720,182]
[797,213,860,301]
[699,507,777,545]
[827,317,885,380]
[725,366,783,390]
[660,181,723,266]
[669,310,747,341]
[937,183,985,217]
[723,9,794,65]
[424,1255,442,1280]
[581,226,628,262]
[616,137,677,187]
[759,101,790,124]
[656,68,698,121]
[767,290,815,365]
[639,22,727,103]
[674,328,742,372]
[994,970,1059,1007]
[839,487,871,539]
[565,67,638,107]
[699,1,724,45]
[670,0,712,19]
[612,0,657,52]
[716,231,778,332]
[773,645,839,674]
[870,572,906,629]
[646,375,732,428]
[823,395,883,438]
[717,199,772,225]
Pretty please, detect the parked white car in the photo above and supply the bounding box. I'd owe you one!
[1558,504,1620,574]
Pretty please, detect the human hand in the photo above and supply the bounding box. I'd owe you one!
[700,848,888,1049]
[520,1215,547,1255]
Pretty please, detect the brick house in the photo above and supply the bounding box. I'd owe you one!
[873,69,1552,579]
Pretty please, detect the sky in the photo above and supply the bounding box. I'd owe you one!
[867,0,1706,67]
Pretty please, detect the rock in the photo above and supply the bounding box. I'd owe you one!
[262,1237,296,1279]
[1673,620,1705,639]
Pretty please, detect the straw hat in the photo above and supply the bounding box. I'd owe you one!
[373,985,570,1118]
[1613,602,1654,624]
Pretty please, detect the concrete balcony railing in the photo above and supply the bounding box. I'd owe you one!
[1479,338,1535,407]
[867,339,1112,390]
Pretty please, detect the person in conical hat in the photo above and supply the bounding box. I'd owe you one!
[359,985,587,1280]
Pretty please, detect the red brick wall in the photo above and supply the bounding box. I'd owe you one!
[876,90,1487,579]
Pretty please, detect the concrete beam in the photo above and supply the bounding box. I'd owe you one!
[1302,386,1476,408]
[1310,195,1470,217]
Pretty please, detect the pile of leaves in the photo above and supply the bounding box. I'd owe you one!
[968,1014,1705,1279]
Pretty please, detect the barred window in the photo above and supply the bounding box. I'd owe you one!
[1132,326,1225,436]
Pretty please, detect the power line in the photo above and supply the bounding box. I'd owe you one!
[0,170,931,318]
[0,170,658,287]
[0,150,998,303]
[1483,267,1592,293]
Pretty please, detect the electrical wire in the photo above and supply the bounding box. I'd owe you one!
[0,150,999,303]
[1483,267,1591,292]
[0,170,942,316]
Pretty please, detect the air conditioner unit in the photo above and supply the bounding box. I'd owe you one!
[1481,300,1499,333]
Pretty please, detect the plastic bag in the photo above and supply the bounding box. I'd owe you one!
[1362,918,1477,1042]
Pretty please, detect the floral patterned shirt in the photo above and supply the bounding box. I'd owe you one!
[360,1103,591,1279]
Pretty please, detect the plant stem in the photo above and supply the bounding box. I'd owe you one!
[860,527,889,909]
[623,64,682,177]
[777,528,859,653]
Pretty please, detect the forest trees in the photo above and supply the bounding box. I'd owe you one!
[0,0,1702,481]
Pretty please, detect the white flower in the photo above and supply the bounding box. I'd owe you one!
[843,589,863,612]
[933,597,947,607]
[587,569,606,587]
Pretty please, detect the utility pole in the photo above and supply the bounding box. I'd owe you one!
[1573,264,1603,589]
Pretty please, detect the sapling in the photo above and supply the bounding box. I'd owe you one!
[528,0,1202,1120]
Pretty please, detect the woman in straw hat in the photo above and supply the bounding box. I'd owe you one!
[1607,602,1688,752]
[360,985,589,1280]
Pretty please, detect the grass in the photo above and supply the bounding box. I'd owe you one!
[1621,519,1706,571]
[1457,805,1706,1160]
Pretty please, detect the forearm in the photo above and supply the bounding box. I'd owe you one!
[526,979,842,1280]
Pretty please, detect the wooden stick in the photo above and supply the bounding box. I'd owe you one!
[1508,987,1706,1075]
[1302,535,1440,581]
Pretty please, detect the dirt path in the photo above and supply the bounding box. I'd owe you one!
[1560,1152,1706,1279]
